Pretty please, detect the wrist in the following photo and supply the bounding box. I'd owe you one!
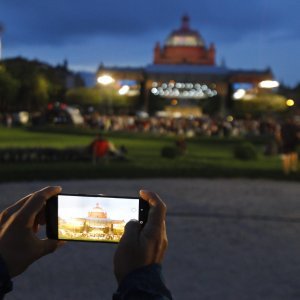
[114,264,172,300]
[0,254,13,295]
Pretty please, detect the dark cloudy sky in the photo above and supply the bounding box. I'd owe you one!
[1,0,299,86]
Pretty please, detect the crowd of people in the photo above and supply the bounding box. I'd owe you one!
[85,113,300,175]
[2,110,299,174]
[85,113,287,139]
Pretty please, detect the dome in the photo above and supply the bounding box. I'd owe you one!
[92,203,105,212]
[88,203,108,219]
[165,15,205,47]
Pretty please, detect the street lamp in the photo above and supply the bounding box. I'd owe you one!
[97,74,115,85]
[118,85,129,95]
[97,74,115,114]
[0,23,4,61]
[258,80,279,89]
[286,99,295,107]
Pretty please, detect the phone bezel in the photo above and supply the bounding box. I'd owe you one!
[46,193,149,243]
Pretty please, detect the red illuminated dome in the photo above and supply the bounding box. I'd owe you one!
[165,15,205,47]
[154,15,215,65]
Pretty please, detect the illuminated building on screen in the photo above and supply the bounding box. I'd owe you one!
[88,203,107,219]
[97,15,275,116]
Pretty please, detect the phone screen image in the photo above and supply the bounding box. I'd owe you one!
[57,194,140,243]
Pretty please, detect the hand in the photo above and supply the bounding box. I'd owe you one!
[0,186,63,277]
[114,190,168,283]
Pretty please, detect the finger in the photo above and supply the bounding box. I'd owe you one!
[139,190,166,226]
[15,186,62,227]
[0,194,32,225]
[38,239,61,258]
[35,206,46,226]
[120,220,141,244]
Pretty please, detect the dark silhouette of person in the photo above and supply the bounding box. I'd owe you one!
[279,117,299,174]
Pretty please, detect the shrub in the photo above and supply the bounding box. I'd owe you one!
[161,146,177,159]
[0,147,90,162]
[234,142,258,160]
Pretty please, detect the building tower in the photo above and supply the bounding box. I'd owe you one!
[153,15,215,65]
[88,203,108,219]
[0,23,3,61]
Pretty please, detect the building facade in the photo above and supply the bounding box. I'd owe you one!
[97,15,274,116]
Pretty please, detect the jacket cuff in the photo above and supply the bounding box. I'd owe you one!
[113,264,172,300]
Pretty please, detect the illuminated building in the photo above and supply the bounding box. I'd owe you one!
[154,15,215,65]
[97,15,276,116]
[88,203,107,219]
[84,203,124,230]
[59,203,125,238]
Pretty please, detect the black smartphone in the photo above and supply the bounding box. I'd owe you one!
[46,193,149,243]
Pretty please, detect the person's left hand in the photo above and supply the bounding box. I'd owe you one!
[0,186,63,277]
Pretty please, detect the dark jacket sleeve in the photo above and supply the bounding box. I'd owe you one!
[113,264,172,300]
[0,255,13,299]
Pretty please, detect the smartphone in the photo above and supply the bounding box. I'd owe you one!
[46,193,149,243]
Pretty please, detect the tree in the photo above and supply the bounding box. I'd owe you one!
[0,66,20,112]
[66,87,137,114]
[2,57,85,111]
[17,73,50,111]
[233,93,287,117]
[66,87,102,107]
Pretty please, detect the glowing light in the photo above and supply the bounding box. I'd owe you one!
[118,85,130,95]
[227,115,234,122]
[151,88,158,94]
[286,99,295,107]
[233,89,246,100]
[258,80,279,89]
[150,81,217,99]
[97,74,115,85]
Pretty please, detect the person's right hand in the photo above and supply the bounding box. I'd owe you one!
[113,190,168,283]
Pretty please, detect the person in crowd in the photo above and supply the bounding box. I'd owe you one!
[90,134,110,163]
[279,117,299,175]
[90,134,127,163]
[0,187,172,299]
[175,135,187,155]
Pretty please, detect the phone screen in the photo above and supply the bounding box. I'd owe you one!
[57,194,140,243]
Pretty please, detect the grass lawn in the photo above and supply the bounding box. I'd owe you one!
[0,126,298,182]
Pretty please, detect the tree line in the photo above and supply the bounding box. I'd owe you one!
[0,57,84,112]
[0,57,140,115]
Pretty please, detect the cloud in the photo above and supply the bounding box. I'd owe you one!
[1,0,299,48]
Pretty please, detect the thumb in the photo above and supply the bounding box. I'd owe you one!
[120,220,141,244]
[39,239,61,257]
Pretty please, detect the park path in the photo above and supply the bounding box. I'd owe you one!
[1,178,300,300]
